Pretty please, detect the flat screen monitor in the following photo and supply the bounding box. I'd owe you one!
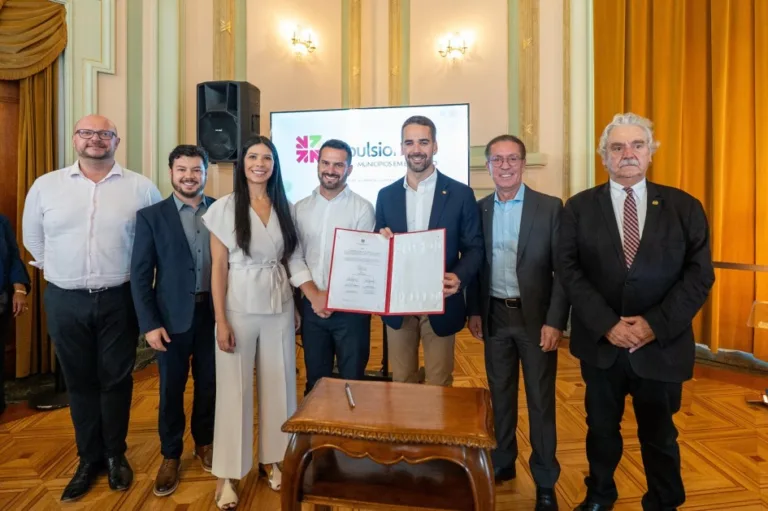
[270,103,470,207]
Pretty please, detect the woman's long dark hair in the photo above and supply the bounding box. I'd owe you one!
[233,136,298,259]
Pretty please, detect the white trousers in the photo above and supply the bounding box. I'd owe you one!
[211,306,297,479]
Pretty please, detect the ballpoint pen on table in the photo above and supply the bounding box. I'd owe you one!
[345,382,356,409]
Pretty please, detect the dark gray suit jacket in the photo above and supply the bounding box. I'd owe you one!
[467,186,570,342]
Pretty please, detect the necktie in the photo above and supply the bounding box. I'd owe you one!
[623,187,640,268]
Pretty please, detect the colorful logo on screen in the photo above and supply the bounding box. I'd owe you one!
[296,135,322,163]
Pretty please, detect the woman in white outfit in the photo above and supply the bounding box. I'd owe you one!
[202,136,328,510]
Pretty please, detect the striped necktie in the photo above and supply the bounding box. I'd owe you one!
[623,187,640,268]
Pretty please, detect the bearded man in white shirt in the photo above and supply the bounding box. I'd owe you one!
[22,115,162,502]
[294,139,375,394]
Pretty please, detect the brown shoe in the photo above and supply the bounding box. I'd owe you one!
[153,458,180,497]
[194,444,213,472]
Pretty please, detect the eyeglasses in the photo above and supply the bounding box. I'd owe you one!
[75,129,117,140]
[488,155,523,167]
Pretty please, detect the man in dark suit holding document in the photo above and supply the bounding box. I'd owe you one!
[375,115,484,386]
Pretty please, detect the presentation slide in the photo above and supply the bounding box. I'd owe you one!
[270,104,469,207]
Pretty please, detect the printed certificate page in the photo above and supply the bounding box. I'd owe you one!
[388,229,445,314]
[326,229,390,313]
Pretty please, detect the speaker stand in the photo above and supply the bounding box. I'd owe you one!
[28,355,69,411]
[364,323,392,381]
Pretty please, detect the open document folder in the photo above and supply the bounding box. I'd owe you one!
[325,228,446,315]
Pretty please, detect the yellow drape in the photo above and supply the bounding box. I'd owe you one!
[0,0,66,81]
[594,0,768,358]
[0,0,65,376]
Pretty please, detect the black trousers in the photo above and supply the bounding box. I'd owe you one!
[156,299,215,459]
[485,299,560,488]
[300,297,371,394]
[581,350,685,510]
[44,282,139,463]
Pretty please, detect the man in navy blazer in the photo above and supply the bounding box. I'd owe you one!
[375,115,483,386]
[130,145,216,497]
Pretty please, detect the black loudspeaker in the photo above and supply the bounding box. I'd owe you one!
[196,81,260,163]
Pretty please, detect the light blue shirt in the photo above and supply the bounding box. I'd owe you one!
[490,184,525,298]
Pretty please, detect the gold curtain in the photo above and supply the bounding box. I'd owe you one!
[0,0,66,376]
[593,0,768,358]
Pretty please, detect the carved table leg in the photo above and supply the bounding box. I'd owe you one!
[281,433,312,511]
[461,447,495,511]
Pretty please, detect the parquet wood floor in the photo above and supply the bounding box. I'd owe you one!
[2,318,768,510]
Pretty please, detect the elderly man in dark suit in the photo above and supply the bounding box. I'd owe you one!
[559,113,715,511]
[131,145,217,497]
[467,134,569,511]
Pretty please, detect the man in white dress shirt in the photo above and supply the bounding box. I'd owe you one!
[22,115,162,502]
[294,139,375,394]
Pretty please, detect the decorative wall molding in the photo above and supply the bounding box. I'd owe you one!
[518,0,540,153]
[234,0,247,81]
[178,0,186,143]
[507,0,520,137]
[567,0,596,195]
[83,1,115,116]
[342,0,362,108]
[213,0,235,80]
[388,0,409,106]
[156,0,180,194]
[126,0,143,171]
[141,0,159,184]
[53,0,116,164]
[562,0,570,197]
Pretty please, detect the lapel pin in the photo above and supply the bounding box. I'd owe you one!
[442,190,447,195]
[652,200,659,206]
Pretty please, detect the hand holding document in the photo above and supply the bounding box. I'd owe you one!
[325,228,446,315]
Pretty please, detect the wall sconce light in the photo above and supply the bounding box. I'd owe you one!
[291,28,316,56]
[438,33,468,60]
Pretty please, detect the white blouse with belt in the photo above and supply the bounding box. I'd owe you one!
[201,193,312,313]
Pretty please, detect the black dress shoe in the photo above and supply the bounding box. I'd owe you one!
[105,455,133,491]
[61,460,103,502]
[494,466,516,483]
[536,487,558,511]
[573,499,614,511]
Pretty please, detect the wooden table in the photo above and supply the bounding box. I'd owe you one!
[280,378,497,511]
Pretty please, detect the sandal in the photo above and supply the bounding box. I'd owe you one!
[215,478,239,510]
[259,463,282,491]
